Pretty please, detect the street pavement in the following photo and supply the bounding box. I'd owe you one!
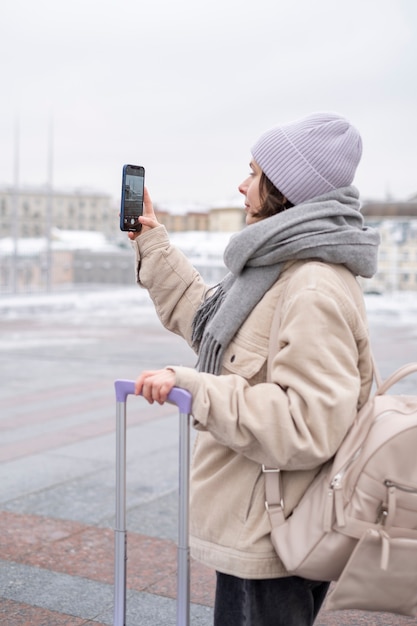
[0,286,417,625]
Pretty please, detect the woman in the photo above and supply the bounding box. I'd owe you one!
[129,112,380,625]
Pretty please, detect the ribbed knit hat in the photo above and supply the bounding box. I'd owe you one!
[251,112,362,206]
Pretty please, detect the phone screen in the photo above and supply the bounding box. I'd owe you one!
[120,164,145,231]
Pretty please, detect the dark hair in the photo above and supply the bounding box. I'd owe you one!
[252,172,294,220]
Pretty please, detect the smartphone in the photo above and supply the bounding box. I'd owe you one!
[120,164,145,232]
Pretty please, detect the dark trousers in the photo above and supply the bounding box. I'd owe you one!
[214,572,330,626]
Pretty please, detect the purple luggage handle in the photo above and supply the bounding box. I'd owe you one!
[114,379,192,414]
[113,379,192,626]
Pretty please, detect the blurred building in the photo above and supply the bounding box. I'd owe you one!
[0,186,117,239]
[154,208,209,231]
[0,228,133,292]
[208,206,245,232]
[2,189,417,293]
[361,198,417,293]
[153,204,246,233]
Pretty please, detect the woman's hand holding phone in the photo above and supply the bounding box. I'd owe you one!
[127,187,161,240]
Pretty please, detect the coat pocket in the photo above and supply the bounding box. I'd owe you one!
[222,342,267,380]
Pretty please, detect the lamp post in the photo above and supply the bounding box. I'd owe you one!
[45,116,54,292]
[11,118,20,294]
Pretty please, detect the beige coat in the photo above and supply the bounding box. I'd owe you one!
[133,225,373,579]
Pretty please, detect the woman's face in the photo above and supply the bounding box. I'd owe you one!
[238,160,263,225]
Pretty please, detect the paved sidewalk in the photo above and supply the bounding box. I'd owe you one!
[1,288,417,625]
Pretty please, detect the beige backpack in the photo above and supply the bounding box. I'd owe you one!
[265,266,417,616]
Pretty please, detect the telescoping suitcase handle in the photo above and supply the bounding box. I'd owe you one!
[113,380,192,626]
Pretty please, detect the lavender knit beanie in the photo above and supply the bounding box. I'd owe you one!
[251,112,363,206]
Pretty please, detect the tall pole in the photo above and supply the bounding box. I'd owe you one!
[45,116,53,292]
[11,118,20,293]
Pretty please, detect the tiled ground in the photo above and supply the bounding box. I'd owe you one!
[1,294,417,625]
[0,599,107,626]
[2,508,417,625]
[0,510,215,617]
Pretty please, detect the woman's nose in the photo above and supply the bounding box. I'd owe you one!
[238,178,248,196]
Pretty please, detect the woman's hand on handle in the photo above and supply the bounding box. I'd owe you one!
[135,368,176,404]
[128,187,161,241]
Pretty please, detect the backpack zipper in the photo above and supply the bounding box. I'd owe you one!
[329,449,362,527]
[375,480,417,525]
[384,479,417,494]
[330,409,411,491]
[376,503,389,525]
[330,448,361,490]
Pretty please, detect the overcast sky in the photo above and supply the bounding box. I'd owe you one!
[1,0,416,210]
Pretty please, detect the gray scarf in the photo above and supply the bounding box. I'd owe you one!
[191,186,380,375]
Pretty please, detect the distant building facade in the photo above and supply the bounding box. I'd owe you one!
[3,188,417,293]
[153,208,209,232]
[208,207,245,232]
[361,200,417,293]
[0,186,117,239]
[153,205,245,232]
[0,239,134,292]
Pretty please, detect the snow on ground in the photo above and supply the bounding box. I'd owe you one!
[0,285,154,324]
[363,291,417,326]
[1,283,417,328]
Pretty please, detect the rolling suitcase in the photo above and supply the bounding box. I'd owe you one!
[113,379,193,626]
